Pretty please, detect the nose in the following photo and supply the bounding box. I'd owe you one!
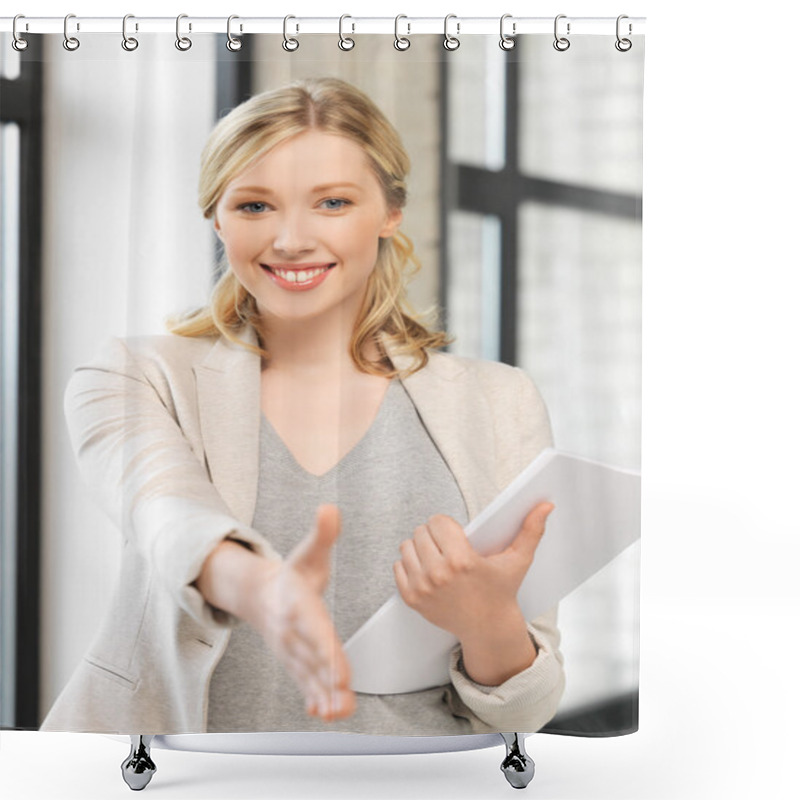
[272,210,315,257]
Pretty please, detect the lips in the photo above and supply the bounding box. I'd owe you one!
[261,262,335,291]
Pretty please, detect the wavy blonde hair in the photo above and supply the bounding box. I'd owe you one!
[168,77,448,376]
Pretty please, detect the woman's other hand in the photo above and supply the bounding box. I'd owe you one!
[196,505,355,721]
[393,502,554,686]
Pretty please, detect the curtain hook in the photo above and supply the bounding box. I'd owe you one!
[338,14,355,51]
[63,13,80,51]
[499,14,516,51]
[443,14,460,51]
[226,15,243,51]
[12,14,29,51]
[175,14,192,51]
[394,15,410,51]
[615,14,633,52]
[553,14,571,51]
[283,15,299,52]
[122,14,139,51]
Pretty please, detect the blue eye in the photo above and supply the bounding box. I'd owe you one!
[239,202,269,214]
[320,198,349,211]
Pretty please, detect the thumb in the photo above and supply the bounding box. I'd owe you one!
[502,502,554,565]
[287,504,341,593]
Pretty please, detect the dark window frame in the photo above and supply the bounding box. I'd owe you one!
[1,35,44,730]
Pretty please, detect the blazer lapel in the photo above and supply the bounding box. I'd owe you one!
[397,351,500,520]
[192,332,501,527]
[193,330,262,526]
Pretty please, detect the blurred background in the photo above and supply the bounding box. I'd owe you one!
[1,31,642,734]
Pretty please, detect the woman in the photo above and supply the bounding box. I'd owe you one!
[41,78,564,736]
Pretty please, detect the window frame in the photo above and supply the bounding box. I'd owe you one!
[440,45,642,367]
[0,34,44,730]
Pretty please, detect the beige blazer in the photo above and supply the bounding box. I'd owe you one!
[41,329,564,734]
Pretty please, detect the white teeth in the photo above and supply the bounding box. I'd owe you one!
[271,266,329,283]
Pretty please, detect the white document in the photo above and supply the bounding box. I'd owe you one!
[344,448,641,694]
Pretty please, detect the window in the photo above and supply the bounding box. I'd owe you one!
[443,35,643,734]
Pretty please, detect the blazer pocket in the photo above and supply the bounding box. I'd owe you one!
[84,654,140,691]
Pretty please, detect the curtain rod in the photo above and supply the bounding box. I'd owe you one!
[1,16,646,37]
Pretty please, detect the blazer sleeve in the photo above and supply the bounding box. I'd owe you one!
[446,607,565,733]
[63,336,279,630]
[447,365,565,732]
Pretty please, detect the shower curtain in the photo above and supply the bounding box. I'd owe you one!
[0,17,644,748]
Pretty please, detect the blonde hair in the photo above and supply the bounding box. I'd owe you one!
[169,77,448,376]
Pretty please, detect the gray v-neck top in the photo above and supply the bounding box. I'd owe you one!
[207,379,473,734]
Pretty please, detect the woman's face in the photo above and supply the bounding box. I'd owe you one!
[214,129,402,330]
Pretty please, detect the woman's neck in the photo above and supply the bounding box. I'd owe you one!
[257,315,382,380]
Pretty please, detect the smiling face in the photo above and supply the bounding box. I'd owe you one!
[213,129,402,332]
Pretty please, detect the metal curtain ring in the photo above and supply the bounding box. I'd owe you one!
[282,15,299,52]
[338,14,355,51]
[226,15,243,51]
[12,14,28,51]
[63,13,80,51]
[443,14,460,51]
[499,13,516,50]
[615,14,632,51]
[175,14,192,51]
[553,14,570,51]
[394,15,410,51]
[122,14,139,51]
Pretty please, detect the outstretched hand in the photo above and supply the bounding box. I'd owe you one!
[246,505,356,721]
[393,502,555,643]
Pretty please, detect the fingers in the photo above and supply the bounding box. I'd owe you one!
[398,523,444,592]
[304,634,354,722]
[395,516,473,606]
[413,522,443,564]
[393,559,411,602]
[305,689,356,722]
[406,516,470,565]
[504,502,554,563]
[424,515,474,564]
[314,504,342,551]
[277,593,355,721]
[256,561,355,722]
[287,505,341,593]
[293,641,353,721]
[406,516,473,567]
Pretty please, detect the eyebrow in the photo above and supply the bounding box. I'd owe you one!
[312,182,361,192]
[229,182,362,195]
